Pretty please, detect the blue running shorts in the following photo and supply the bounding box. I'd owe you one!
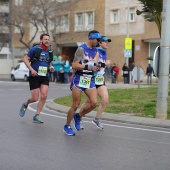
[70,74,96,92]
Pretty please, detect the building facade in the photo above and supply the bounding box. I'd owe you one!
[0,0,160,77]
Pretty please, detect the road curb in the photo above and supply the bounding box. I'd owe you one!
[45,101,170,128]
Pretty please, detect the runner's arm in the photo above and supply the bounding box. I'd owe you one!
[72,47,85,70]
[23,55,37,76]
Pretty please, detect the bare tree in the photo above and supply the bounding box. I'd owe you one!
[7,0,80,51]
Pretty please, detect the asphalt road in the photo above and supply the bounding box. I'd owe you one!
[0,80,170,170]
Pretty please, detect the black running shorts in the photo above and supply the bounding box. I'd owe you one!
[29,76,49,90]
[95,81,106,89]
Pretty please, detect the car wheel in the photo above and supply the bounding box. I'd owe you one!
[24,75,28,81]
[11,75,16,81]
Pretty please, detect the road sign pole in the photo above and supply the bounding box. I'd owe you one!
[126,0,130,67]
[137,66,140,88]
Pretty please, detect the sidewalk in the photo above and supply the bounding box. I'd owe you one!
[45,82,170,128]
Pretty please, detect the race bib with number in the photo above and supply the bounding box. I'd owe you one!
[38,66,47,76]
[79,76,91,88]
[95,75,104,85]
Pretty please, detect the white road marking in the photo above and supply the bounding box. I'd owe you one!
[28,102,170,135]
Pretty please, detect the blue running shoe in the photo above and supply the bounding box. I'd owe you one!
[33,115,43,123]
[63,125,75,136]
[73,113,82,131]
[19,103,27,117]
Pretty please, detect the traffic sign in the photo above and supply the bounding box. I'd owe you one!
[132,66,144,81]
[124,49,132,58]
[125,38,132,50]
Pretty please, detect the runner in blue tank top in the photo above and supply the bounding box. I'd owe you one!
[79,36,111,129]
[63,30,102,136]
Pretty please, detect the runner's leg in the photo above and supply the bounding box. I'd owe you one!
[96,86,108,118]
[36,84,48,114]
[79,88,98,117]
[66,87,82,125]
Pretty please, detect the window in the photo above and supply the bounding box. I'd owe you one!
[75,13,83,31]
[129,8,135,22]
[74,12,94,32]
[86,12,93,25]
[15,0,23,6]
[110,10,119,24]
[61,15,69,32]
[77,13,83,25]
[56,15,69,33]
[0,13,8,25]
[85,12,94,30]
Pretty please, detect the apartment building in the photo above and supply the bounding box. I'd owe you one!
[53,0,160,71]
[105,0,160,70]
[0,0,160,76]
[0,0,10,59]
[0,0,30,74]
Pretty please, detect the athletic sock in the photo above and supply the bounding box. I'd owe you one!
[76,113,81,118]
[94,117,99,121]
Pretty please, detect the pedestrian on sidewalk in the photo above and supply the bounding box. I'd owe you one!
[146,64,154,85]
[122,63,129,84]
[63,30,101,136]
[79,36,111,129]
[111,63,119,83]
[19,33,53,123]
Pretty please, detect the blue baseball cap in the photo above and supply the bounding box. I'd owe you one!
[88,32,102,40]
[100,36,111,42]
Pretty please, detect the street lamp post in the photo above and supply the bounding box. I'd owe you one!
[9,0,14,68]
[156,0,170,119]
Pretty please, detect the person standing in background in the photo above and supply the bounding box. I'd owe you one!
[51,56,58,82]
[62,55,70,84]
[111,63,119,83]
[146,64,154,85]
[115,64,120,83]
[52,56,64,83]
[122,63,129,84]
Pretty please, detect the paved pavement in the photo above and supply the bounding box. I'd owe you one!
[45,81,170,129]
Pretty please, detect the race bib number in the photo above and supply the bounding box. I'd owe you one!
[95,75,104,85]
[38,66,47,76]
[79,76,91,88]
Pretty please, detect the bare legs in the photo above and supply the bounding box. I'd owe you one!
[66,87,98,125]
[25,84,49,114]
[80,85,108,119]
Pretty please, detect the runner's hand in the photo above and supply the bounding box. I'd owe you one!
[31,69,38,76]
[91,66,100,71]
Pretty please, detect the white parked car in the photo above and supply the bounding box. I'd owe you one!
[11,62,29,81]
